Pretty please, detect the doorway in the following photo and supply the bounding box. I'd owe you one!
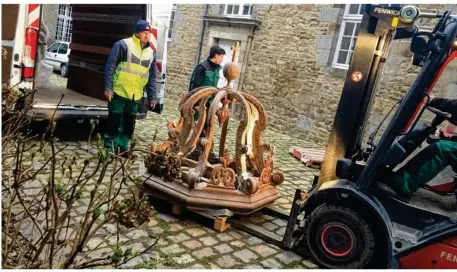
[216,39,240,88]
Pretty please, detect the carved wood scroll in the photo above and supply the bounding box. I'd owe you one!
[146,62,283,195]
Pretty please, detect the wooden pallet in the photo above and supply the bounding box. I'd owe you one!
[291,147,325,168]
[141,191,233,232]
[183,207,231,232]
[169,204,232,232]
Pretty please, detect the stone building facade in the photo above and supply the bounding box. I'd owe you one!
[165,4,457,145]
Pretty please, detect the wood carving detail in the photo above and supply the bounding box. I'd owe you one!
[146,62,283,195]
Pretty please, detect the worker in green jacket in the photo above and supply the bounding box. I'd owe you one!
[104,20,157,158]
[188,45,226,123]
[388,97,457,198]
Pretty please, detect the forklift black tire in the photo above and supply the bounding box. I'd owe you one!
[305,204,375,269]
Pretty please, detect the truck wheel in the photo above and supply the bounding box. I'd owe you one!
[60,63,68,77]
[305,204,375,268]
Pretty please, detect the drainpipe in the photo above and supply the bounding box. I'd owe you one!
[195,4,209,66]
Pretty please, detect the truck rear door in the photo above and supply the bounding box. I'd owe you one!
[149,26,168,114]
[2,4,26,89]
[67,4,150,118]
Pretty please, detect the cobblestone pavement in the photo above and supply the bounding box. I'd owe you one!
[49,72,68,87]
[10,76,324,268]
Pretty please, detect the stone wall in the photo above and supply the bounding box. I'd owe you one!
[165,5,204,99]
[241,4,342,144]
[166,4,457,146]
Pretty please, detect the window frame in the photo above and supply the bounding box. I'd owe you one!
[224,4,253,17]
[167,4,177,41]
[332,20,361,70]
[332,4,365,69]
[57,43,68,54]
[55,5,72,42]
[343,4,365,20]
[48,42,61,53]
[332,4,396,69]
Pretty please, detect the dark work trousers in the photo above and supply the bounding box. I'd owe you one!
[391,140,457,195]
[103,94,139,153]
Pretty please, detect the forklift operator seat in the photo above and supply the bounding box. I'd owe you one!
[336,121,434,181]
[336,117,444,181]
[381,121,432,166]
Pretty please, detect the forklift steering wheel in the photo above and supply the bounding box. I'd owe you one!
[427,106,457,126]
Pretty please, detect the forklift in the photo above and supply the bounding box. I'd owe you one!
[283,4,457,269]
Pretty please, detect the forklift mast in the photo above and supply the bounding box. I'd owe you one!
[318,4,457,188]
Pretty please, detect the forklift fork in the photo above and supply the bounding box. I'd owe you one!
[283,176,319,248]
[283,188,303,248]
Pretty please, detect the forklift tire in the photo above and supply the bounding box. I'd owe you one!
[305,204,375,269]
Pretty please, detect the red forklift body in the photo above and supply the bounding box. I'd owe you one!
[400,237,457,268]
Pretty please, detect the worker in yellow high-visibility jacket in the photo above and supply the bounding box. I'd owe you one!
[104,20,156,158]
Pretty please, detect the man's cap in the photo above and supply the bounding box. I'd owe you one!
[135,20,151,33]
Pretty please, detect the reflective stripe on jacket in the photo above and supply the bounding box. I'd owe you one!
[112,35,154,101]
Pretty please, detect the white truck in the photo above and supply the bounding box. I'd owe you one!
[2,4,169,122]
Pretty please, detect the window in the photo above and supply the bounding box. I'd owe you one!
[225,4,253,17]
[47,43,61,53]
[333,21,360,68]
[168,4,177,40]
[58,43,68,54]
[345,4,365,19]
[332,4,365,69]
[332,4,398,69]
[55,5,72,42]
